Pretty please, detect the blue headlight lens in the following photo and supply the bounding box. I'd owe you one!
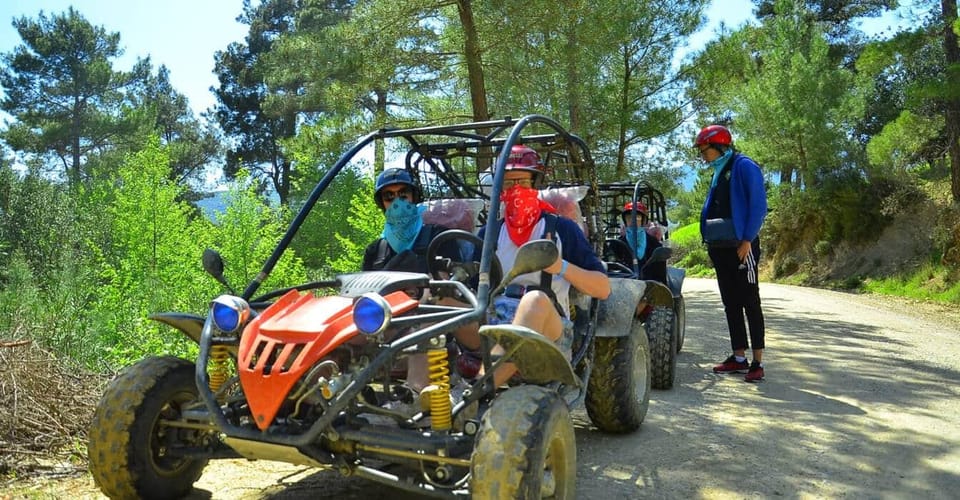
[354,293,390,335]
[212,302,240,332]
[211,295,250,333]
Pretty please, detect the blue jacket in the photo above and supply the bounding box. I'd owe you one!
[700,153,767,243]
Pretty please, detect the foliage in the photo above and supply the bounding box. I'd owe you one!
[442,0,708,180]
[863,263,960,303]
[86,138,212,366]
[212,0,302,204]
[0,161,105,361]
[689,0,868,189]
[82,142,307,368]
[866,110,944,174]
[328,177,383,274]
[761,171,925,280]
[208,170,308,294]
[132,65,223,190]
[668,223,714,277]
[0,8,151,186]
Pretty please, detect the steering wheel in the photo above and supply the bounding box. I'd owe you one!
[426,229,502,295]
[603,238,638,279]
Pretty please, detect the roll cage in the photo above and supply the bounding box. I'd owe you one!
[242,115,601,317]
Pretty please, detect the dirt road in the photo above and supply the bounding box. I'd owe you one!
[7,278,960,499]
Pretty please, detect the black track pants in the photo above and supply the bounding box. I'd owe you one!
[708,240,765,352]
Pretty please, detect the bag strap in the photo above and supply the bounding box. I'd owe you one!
[539,213,558,292]
[493,213,564,315]
[374,238,391,269]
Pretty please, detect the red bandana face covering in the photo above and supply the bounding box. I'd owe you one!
[502,185,556,246]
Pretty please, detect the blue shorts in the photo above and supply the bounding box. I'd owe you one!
[488,295,574,360]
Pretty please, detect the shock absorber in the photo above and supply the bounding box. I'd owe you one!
[208,345,231,397]
[426,341,452,431]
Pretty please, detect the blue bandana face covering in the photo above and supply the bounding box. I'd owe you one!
[382,199,425,253]
[624,226,648,260]
[709,148,734,188]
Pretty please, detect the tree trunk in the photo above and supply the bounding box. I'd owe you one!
[457,0,489,124]
[71,95,82,186]
[374,89,388,173]
[615,45,632,180]
[457,0,491,170]
[778,165,793,186]
[943,0,960,204]
[565,24,581,135]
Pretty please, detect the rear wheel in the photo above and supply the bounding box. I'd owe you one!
[675,295,686,353]
[647,306,677,390]
[584,316,651,433]
[471,385,576,499]
[89,356,210,500]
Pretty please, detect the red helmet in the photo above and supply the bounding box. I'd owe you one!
[504,145,545,180]
[694,125,732,147]
[622,201,648,214]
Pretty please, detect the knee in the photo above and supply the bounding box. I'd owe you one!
[517,290,554,313]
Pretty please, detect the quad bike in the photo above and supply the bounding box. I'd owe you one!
[598,181,686,390]
[88,115,660,499]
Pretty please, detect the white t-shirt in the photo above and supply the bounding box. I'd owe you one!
[496,218,572,318]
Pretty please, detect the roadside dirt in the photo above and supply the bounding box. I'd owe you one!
[4,277,960,499]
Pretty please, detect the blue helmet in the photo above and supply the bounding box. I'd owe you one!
[374,168,420,209]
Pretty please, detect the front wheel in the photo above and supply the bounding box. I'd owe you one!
[88,356,210,500]
[471,385,576,499]
[584,317,651,433]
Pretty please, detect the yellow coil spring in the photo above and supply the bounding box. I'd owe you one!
[427,347,452,431]
[208,346,231,396]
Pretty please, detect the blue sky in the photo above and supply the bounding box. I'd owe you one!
[0,0,248,116]
[0,1,910,118]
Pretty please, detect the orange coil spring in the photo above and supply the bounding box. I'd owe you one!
[208,346,231,395]
[427,347,452,431]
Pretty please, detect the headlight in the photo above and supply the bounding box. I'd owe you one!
[353,293,391,336]
[211,295,251,334]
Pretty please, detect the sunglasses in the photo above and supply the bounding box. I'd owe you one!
[503,178,534,188]
[381,188,412,202]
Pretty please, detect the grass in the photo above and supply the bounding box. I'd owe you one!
[862,263,960,303]
[668,223,716,278]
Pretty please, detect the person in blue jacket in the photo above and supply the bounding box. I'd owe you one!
[696,124,768,382]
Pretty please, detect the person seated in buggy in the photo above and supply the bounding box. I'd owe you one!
[363,168,461,274]
[606,201,667,284]
[362,167,464,397]
[459,145,611,387]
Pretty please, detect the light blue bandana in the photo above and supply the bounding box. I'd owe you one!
[382,199,426,253]
[710,149,734,188]
[625,226,648,260]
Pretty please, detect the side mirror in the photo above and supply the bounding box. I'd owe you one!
[202,248,234,293]
[646,246,673,265]
[489,239,559,298]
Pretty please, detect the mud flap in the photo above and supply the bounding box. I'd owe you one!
[149,312,206,345]
[479,325,581,387]
[667,266,685,297]
[596,278,673,338]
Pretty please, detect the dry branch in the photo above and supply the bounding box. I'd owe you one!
[0,343,106,477]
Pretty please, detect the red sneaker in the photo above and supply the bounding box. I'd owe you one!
[713,355,749,374]
[456,351,482,380]
[744,361,764,382]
